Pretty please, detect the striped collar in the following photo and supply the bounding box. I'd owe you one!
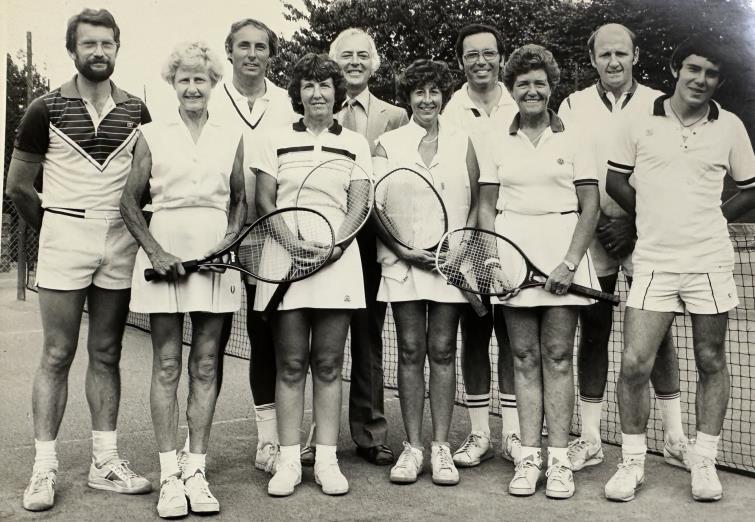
[652,94,719,121]
[59,75,130,104]
[292,118,343,135]
[508,109,565,135]
[596,79,637,110]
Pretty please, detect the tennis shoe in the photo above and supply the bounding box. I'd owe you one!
[183,470,219,513]
[314,461,349,495]
[431,443,459,485]
[156,475,187,519]
[604,458,644,501]
[452,431,493,468]
[567,438,604,471]
[663,437,689,470]
[22,469,56,512]
[390,442,424,484]
[268,459,301,497]
[87,458,152,494]
[545,461,574,499]
[501,431,522,465]
[688,454,722,501]
[255,442,279,474]
[508,452,542,496]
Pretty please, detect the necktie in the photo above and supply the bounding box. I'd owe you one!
[342,99,358,132]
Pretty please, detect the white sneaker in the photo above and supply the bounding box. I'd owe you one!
[183,470,219,513]
[314,461,349,495]
[22,469,56,512]
[452,432,493,468]
[688,453,722,501]
[268,459,302,497]
[605,458,645,502]
[663,437,689,470]
[87,458,152,494]
[390,442,424,484]
[157,475,187,519]
[567,438,604,471]
[509,452,542,496]
[431,443,459,485]
[255,442,279,474]
[501,431,522,465]
[546,462,575,499]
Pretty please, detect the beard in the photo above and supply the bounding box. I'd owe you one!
[75,57,115,82]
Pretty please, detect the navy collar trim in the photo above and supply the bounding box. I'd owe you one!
[292,118,343,135]
[652,94,719,121]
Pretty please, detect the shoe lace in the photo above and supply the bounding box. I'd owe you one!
[691,457,716,477]
[514,457,540,478]
[567,439,588,457]
[436,446,454,471]
[105,459,138,481]
[395,443,419,470]
[614,460,642,481]
[263,446,279,474]
[29,471,55,494]
[457,434,480,455]
[188,472,214,499]
[546,463,570,482]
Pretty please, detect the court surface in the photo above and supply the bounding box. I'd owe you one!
[1,273,753,521]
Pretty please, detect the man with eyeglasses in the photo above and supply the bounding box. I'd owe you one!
[443,23,520,470]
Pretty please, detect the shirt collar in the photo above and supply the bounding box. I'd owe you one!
[596,79,638,110]
[508,109,565,135]
[60,75,129,104]
[459,82,515,111]
[292,118,343,135]
[652,94,719,121]
[225,78,272,103]
[166,108,223,127]
[343,88,370,111]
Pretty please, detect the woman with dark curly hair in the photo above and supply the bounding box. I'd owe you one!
[251,53,373,497]
[477,44,600,499]
[373,58,480,486]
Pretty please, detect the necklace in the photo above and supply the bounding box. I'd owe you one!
[668,101,707,128]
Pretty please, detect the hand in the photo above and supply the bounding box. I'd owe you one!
[290,239,333,268]
[147,248,185,281]
[399,247,436,271]
[596,215,636,258]
[324,245,345,266]
[489,265,521,299]
[199,233,237,273]
[544,262,575,296]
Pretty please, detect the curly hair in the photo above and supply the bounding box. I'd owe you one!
[396,59,455,112]
[161,41,224,86]
[502,44,560,91]
[65,8,120,53]
[287,53,347,115]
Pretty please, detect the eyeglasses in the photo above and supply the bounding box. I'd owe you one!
[462,50,499,64]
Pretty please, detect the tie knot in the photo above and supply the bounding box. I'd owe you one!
[346,99,358,109]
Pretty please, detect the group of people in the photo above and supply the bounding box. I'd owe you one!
[6,6,754,518]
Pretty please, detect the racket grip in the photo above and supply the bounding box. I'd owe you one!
[463,290,489,317]
[143,260,201,282]
[568,283,620,305]
[262,282,291,321]
[144,268,158,282]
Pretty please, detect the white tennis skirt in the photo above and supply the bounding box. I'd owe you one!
[377,262,466,303]
[493,211,598,307]
[130,207,241,314]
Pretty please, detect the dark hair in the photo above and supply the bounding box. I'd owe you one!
[587,24,636,55]
[503,44,560,91]
[396,59,455,112]
[454,24,505,63]
[65,8,120,53]
[224,18,278,58]
[288,53,347,115]
[670,35,727,79]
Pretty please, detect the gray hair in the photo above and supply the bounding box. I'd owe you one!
[328,28,381,71]
[161,41,224,86]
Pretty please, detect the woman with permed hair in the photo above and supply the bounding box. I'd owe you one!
[251,53,373,497]
[373,58,480,487]
[478,43,600,499]
[120,41,245,518]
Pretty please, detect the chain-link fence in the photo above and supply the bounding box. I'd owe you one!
[1,199,38,285]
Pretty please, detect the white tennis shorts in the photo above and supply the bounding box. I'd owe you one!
[626,271,739,314]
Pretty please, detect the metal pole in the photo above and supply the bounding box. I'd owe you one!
[17,32,32,300]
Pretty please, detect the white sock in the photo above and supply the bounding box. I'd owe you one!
[548,446,569,467]
[159,450,179,483]
[499,394,520,434]
[315,444,337,465]
[184,452,206,478]
[466,393,490,435]
[92,430,118,465]
[656,392,685,442]
[621,433,647,461]
[279,444,300,464]
[578,396,603,443]
[254,403,278,445]
[520,445,542,465]
[33,439,59,473]
[182,432,190,454]
[693,431,719,460]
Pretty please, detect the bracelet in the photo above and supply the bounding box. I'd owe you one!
[483,258,502,268]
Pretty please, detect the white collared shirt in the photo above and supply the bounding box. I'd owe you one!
[139,110,242,213]
[338,88,371,136]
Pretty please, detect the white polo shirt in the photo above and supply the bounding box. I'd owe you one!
[559,81,661,218]
[607,95,755,275]
[479,110,598,214]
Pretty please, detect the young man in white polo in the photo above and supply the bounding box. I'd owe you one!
[442,23,521,468]
[6,8,152,512]
[604,35,755,502]
[558,23,686,472]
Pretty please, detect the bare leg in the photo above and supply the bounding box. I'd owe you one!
[273,310,311,446]
[149,313,184,452]
[427,303,462,442]
[392,301,428,446]
[690,313,729,436]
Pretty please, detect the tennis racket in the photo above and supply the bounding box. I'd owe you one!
[144,207,335,283]
[435,227,619,305]
[263,157,375,315]
[374,167,488,316]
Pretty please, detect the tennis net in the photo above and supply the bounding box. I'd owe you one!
[121,224,754,476]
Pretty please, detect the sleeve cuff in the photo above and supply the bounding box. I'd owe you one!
[607,160,634,175]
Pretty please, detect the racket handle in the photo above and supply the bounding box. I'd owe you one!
[463,290,489,317]
[143,260,201,282]
[568,283,620,305]
[144,268,159,282]
[262,281,292,321]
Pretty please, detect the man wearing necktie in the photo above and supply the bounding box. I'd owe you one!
[326,27,409,466]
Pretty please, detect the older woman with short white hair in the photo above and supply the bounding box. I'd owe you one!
[120,41,245,518]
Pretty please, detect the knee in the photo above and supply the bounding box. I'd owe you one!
[311,355,343,384]
[542,341,573,374]
[428,340,456,366]
[695,346,727,376]
[512,344,539,372]
[154,355,182,387]
[399,338,425,367]
[189,353,218,385]
[620,347,654,383]
[40,341,76,374]
[278,356,308,385]
[88,340,122,370]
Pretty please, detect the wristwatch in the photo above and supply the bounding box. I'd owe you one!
[562,260,577,272]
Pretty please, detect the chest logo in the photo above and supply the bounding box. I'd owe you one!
[557,158,564,165]
[645,129,654,137]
